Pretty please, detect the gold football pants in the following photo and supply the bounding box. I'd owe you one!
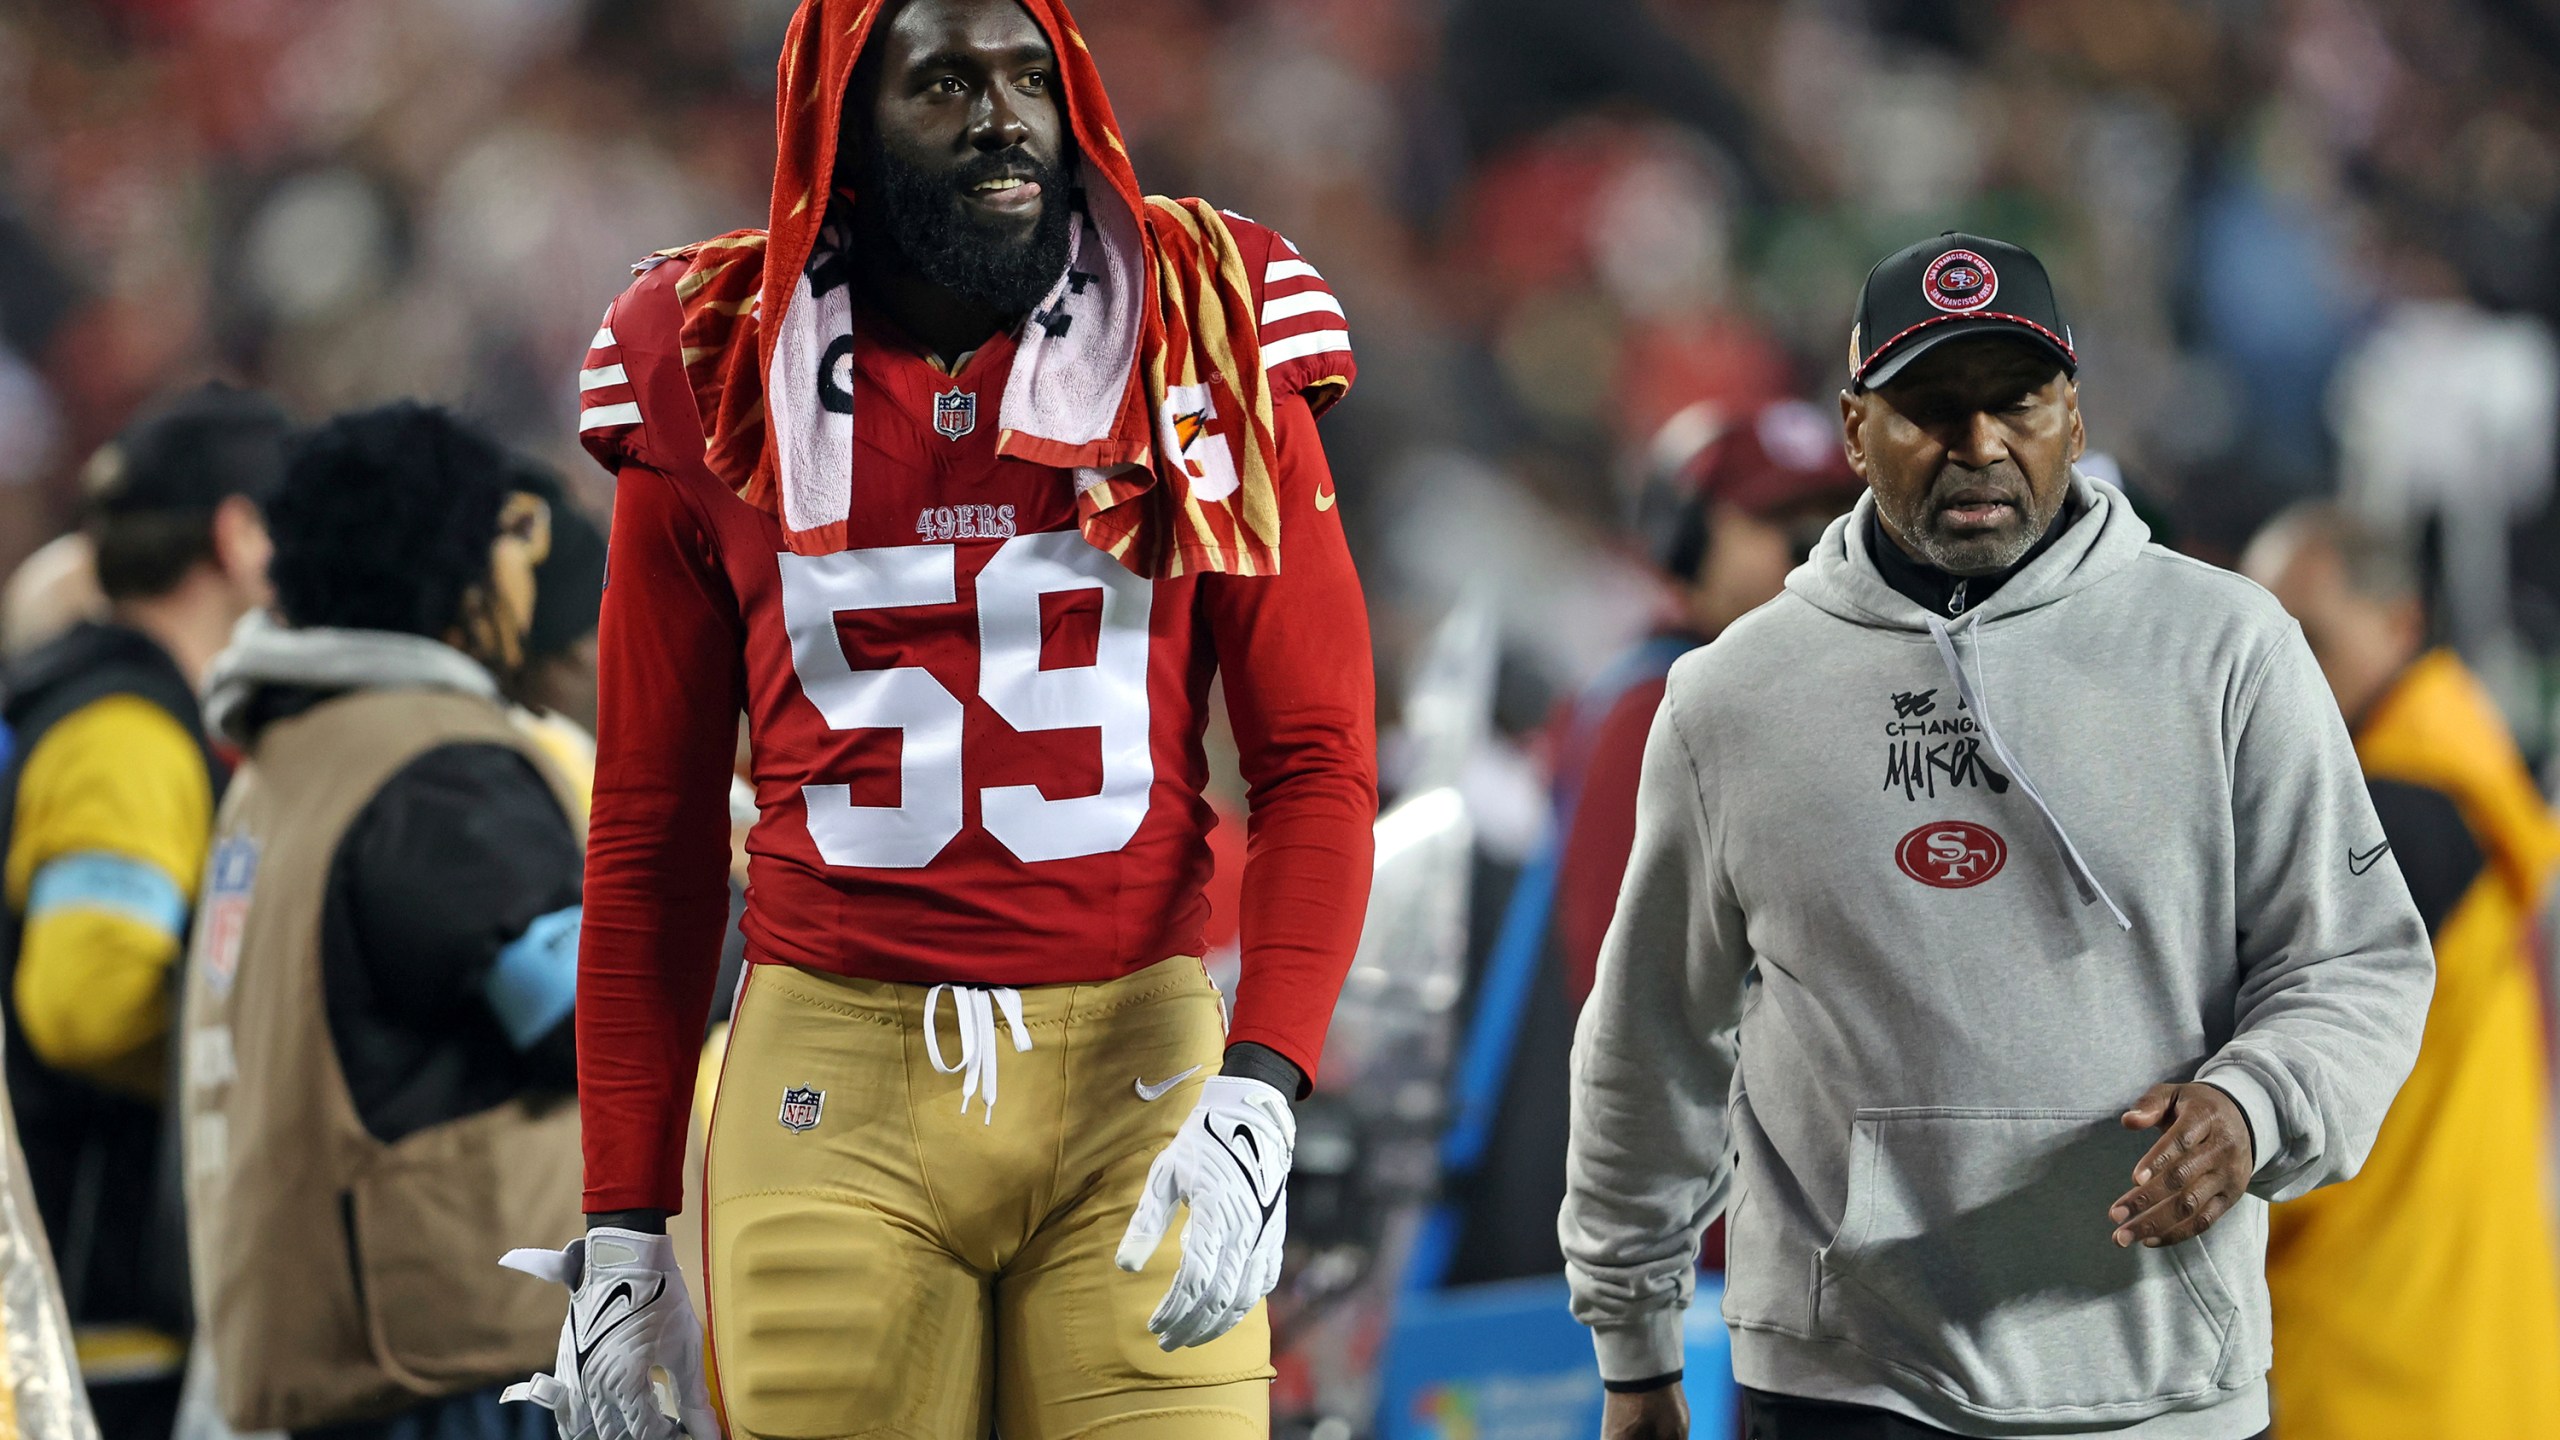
[704,955,1271,1439]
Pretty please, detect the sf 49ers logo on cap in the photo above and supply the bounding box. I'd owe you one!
[778,1085,826,1133]
[1922,249,1998,314]
[1896,820,2006,888]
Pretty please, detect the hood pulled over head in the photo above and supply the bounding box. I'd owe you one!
[690,0,1148,509]
[764,0,1142,330]
[662,0,1303,578]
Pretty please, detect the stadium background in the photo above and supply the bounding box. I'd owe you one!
[5,0,2560,1436]
[11,0,2560,748]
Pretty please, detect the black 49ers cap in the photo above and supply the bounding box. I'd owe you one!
[1847,232,2076,390]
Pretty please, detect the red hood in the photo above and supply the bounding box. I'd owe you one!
[761,0,1145,384]
[656,0,1293,576]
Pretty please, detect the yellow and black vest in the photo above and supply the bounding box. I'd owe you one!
[0,621,214,1360]
[180,688,582,1432]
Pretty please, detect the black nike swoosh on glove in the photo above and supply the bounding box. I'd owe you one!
[574,1277,666,1366]
[1206,1114,1283,1242]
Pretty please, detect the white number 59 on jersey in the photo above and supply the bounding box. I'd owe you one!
[778,531,1154,868]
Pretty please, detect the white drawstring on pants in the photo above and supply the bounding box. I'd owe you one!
[923,984,1032,1123]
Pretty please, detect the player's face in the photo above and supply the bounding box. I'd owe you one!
[850,0,1072,314]
[1843,336,2084,576]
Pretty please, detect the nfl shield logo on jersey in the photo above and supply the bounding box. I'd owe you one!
[778,1085,826,1133]
[933,388,976,441]
[202,835,260,999]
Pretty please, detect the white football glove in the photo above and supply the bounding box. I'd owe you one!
[1113,1074,1294,1350]
[500,1229,719,1440]
[501,1305,595,1440]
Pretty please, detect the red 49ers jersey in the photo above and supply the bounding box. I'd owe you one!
[575,215,1375,1213]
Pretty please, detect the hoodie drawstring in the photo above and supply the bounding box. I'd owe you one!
[923,983,1032,1123]
[1925,615,2133,933]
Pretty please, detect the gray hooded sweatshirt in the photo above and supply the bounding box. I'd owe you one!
[1559,474,2432,1438]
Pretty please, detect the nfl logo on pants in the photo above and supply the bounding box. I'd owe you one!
[777,1085,825,1133]
[934,388,975,440]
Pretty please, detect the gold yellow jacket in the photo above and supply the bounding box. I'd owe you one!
[2266,650,2560,1435]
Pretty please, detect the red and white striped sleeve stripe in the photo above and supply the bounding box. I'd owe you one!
[1252,231,1354,399]
[577,301,645,461]
[579,316,639,432]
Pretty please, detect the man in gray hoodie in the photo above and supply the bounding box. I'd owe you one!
[1562,234,2433,1440]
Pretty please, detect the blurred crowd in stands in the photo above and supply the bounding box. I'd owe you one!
[6,0,2560,767]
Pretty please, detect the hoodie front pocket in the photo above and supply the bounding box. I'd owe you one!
[1813,1108,2238,1420]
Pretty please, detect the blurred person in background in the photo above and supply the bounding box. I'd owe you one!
[0,383,283,1440]
[1557,399,1865,1011]
[2241,503,2560,1437]
[0,533,107,660]
[505,1,1378,1436]
[181,404,582,1440]
[1565,234,2431,1440]
[1443,0,1768,204]
[1432,397,1864,1296]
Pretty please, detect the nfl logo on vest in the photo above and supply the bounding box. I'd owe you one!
[934,387,976,441]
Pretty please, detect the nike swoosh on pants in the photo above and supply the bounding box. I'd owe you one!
[1134,1065,1203,1102]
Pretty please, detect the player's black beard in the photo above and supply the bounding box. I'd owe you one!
[867,141,1075,319]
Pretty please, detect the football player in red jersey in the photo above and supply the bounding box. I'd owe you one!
[499,1,1376,1437]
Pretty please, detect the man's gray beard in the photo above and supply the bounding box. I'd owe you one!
[1885,469,2065,576]
[1899,516,2045,575]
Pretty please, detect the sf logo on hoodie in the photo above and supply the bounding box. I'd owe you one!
[1896,821,2007,889]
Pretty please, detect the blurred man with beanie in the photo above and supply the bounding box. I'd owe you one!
[181,403,582,1440]
[2244,503,2560,1437]
[0,382,280,1438]
[1559,399,1865,1008]
[1433,398,1865,1292]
